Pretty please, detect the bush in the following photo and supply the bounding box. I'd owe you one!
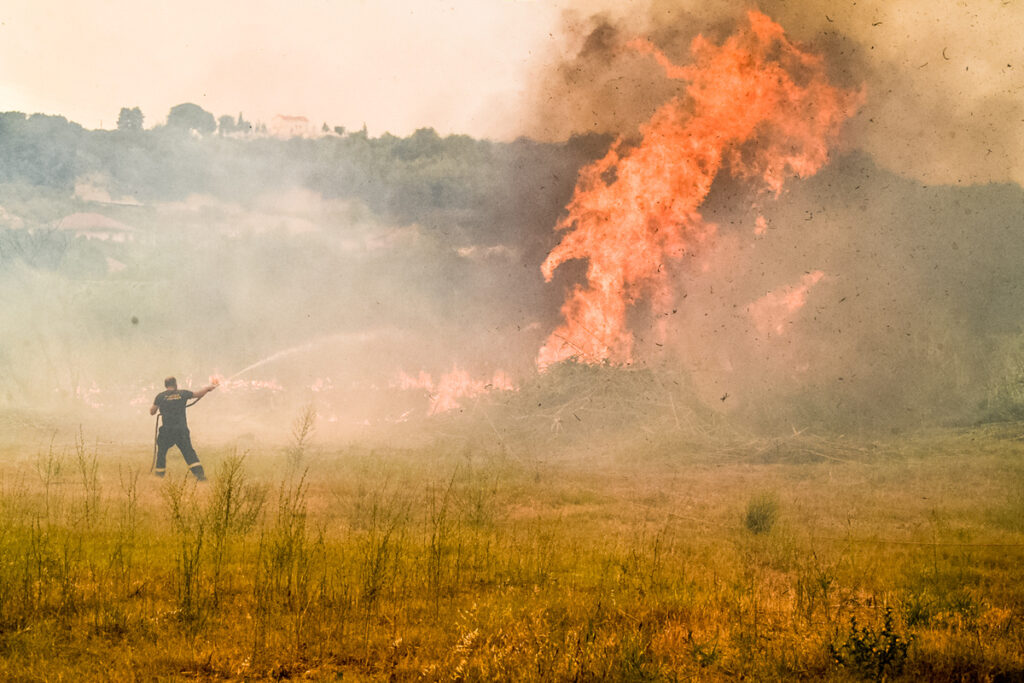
[830,607,912,681]
[743,493,779,535]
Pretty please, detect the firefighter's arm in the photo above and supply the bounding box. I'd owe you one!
[193,383,218,400]
[150,403,159,416]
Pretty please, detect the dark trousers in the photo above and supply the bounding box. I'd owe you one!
[155,426,206,481]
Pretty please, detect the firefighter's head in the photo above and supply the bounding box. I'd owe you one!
[164,376,177,389]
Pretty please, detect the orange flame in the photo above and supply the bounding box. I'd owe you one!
[395,366,514,415]
[538,11,861,369]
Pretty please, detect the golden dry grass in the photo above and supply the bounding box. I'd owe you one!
[0,423,1021,680]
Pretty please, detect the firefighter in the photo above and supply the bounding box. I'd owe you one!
[150,376,217,480]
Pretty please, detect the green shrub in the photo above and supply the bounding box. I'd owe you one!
[744,493,779,535]
[830,607,912,681]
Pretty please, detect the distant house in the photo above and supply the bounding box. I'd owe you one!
[270,115,312,139]
[56,213,137,242]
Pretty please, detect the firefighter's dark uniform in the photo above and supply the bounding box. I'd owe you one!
[153,389,207,481]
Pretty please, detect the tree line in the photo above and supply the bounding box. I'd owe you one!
[0,105,610,251]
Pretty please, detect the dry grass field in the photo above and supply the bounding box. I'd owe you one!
[0,419,1022,681]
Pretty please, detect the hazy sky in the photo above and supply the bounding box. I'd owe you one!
[1,0,1022,185]
[0,0,574,137]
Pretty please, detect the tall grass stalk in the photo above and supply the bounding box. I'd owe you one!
[162,475,206,629]
[207,451,265,606]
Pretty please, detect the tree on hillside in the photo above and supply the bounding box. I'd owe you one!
[0,114,84,188]
[166,103,216,135]
[218,114,236,135]
[349,123,368,141]
[236,112,252,134]
[395,127,442,160]
[116,107,143,131]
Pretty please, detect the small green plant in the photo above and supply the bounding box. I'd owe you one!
[34,437,65,523]
[615,624,658,681]
[830,607,912,681]
[744,493,779,535]
[73,427,100,525]
[902,590,935,627]
[427,470,458,614]
[110,465,139,590]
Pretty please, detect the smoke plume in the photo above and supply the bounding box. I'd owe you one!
[521,2,1024,430]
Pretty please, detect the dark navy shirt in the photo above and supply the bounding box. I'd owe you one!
[153,389,195,430]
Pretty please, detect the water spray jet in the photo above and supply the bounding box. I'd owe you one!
[219,332,381,383]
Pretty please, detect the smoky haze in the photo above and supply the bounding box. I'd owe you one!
[0,118,608,441]
[523,0,1024,186]
[2,1,1024,443]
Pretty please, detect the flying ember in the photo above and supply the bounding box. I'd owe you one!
[537,10,862,369]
